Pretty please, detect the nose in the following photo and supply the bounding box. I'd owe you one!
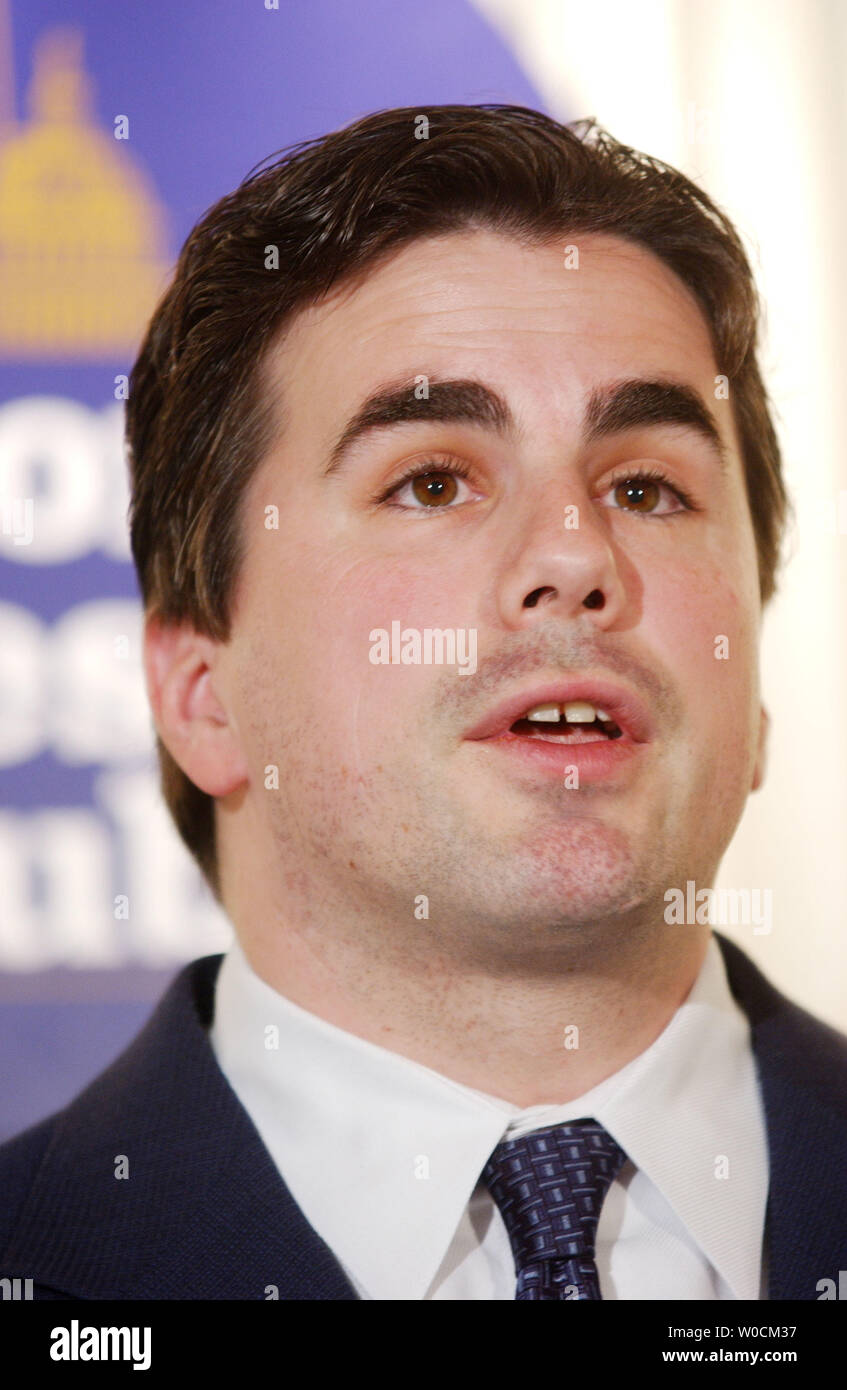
[494,487,629,633]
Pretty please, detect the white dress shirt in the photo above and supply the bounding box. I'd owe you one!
[209,933,769,1300]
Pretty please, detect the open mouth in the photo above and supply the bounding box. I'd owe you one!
[509,715,623,743]
[463,684,652,749]
[508,700,624,743]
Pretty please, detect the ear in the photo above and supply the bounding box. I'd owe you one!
[751,703,769,792]
[143,614,248,797]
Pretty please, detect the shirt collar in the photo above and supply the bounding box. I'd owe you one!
[210,934,766,1300]
[494,938,768,1300]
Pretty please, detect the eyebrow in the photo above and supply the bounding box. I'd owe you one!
[323,374,728,476]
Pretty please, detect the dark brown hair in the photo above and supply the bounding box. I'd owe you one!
[126,103,789,901]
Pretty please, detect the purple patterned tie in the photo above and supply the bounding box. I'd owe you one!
[482,1119,628,1300]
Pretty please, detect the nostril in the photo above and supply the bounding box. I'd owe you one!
[524,586,556,608]
[583,589,605,610]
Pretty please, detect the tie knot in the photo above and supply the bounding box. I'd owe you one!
[482,1119,628,1272]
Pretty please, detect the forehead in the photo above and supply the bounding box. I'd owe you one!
[261,228,725,448]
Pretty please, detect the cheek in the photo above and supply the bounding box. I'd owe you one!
[649,559,745,640]
[254,546,467,729]
[306,544,476,633]
[643,556,760,741]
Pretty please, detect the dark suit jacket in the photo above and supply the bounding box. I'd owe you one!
[1,932,846,1300]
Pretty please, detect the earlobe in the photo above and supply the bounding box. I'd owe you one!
[143,614,249,798]
[751,704,769,792]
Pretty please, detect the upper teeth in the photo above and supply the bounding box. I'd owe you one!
[525,701,613,723]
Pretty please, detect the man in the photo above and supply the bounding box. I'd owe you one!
[1,103,845,1302]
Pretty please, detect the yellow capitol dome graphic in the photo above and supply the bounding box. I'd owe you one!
[0,22,171,358]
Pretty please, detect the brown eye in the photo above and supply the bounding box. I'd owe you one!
[411,472,459,507]
[614,478,661,512]
[378,459,475,511]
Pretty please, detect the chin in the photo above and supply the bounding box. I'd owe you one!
[477,818,663,928]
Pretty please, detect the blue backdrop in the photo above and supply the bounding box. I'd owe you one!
[0,0,553,1138]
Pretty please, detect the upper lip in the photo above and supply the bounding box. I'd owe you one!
[463,677,654,743]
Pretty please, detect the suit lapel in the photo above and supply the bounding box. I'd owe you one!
[716,933,847,1300]
[6,955,359,1299]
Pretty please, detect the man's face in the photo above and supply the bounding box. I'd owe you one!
[216,228,765,962]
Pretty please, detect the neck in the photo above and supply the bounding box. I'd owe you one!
[224,868,710,1107]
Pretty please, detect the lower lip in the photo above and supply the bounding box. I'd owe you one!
[468,730,645,780]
